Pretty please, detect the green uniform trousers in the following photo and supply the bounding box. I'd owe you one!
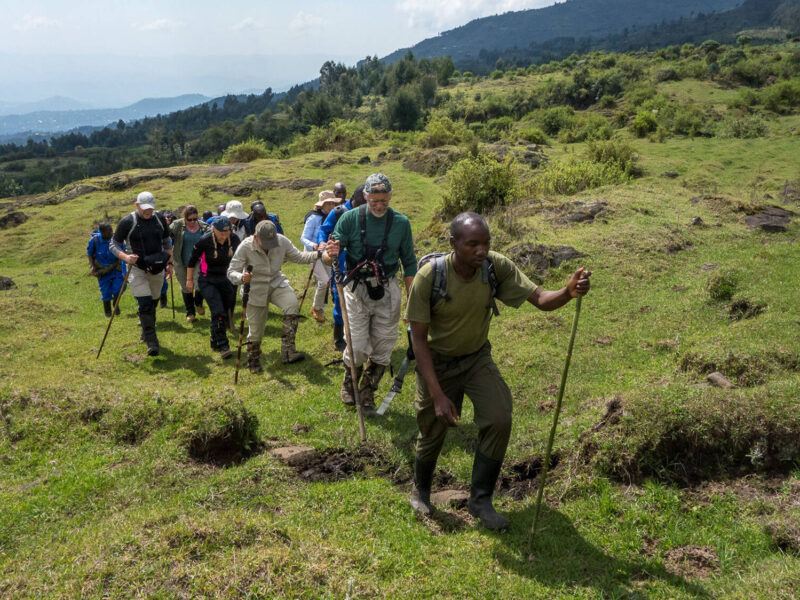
[414,342,513,463]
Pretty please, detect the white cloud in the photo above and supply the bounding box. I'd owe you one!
[395,0,552,30]
[289,11,323,33]
[132,19,186,32]
[231,17,263,31]
[13,15,62,32]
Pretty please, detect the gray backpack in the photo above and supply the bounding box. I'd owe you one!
[418,252,499,317]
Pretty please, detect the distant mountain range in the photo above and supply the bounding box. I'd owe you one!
[0,94,213,138]
[0,96,96,116]
[382,0,743,65]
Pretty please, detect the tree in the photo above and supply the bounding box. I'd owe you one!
[385,86,422,131]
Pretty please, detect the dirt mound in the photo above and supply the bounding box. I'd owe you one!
[210,178,324,197]
[729,298,766,321]
[0,276,17,290]
[499,453,560,500]
[555,200,607,224]
[0,211,27,229]
[680,350,799,387]
[580,391,800,484]
[506,243,585,280]
[745,206,795,232]
[765,519,800,555]
[403,147,465,176]
[309,156,355,169]
[663,545,719,579]
[274,445,396,483]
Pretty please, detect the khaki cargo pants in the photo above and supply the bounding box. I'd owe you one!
[414,342,513,462]
[246,284,299,344]
[341,276,401,368]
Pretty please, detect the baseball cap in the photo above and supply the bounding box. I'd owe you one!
[136,191,155,210]
[255,220,280,249]
[212,216,232,231]
[364,173,392,194]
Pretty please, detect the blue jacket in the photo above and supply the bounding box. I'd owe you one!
[87,230,125,269]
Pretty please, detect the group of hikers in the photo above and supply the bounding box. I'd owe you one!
[87,172,591,530]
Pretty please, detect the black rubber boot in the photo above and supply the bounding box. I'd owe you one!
[333,322,346,351]
[112,295,120,315]
[409,457,437,516]
[103,300,112,318]
[281,315,305,364]
[182,292,195,318]
[159,293,168,309]
[468,450,508,530]
[210,316,230,354]
[139,310,160,356]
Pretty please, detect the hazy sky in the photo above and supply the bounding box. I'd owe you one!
[0,0,555,106]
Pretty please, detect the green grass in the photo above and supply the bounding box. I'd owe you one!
[1,110,800,598]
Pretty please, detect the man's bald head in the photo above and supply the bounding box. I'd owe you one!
[251,203,267,221]
[450,212,490,241]
[333,182,347,200]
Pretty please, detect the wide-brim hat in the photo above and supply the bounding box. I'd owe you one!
[222,200,248,220]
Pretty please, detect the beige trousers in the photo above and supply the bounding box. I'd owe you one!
[341,276,401,367]
[246,285,300,343]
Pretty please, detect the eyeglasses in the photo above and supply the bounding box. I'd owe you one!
[186,217,198,222]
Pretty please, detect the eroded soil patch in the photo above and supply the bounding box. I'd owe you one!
[506,243,585,281]
[272,445,398,483]
[499,453,560,500]
[663,546,719,580]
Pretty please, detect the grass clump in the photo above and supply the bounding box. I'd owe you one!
[290,119,375,154]
[707,271,739,301]
[582,391,800,484]
[178,396,260,464]
[100,395,168,444]
[222,138,269,163]
[586,139,639,175]
[440,152,520,217]
[532,158,630,196]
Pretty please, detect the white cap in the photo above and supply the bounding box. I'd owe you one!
[136,191,155,210]
[222,200,248,220]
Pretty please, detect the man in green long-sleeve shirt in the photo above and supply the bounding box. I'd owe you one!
[324,173,417,417]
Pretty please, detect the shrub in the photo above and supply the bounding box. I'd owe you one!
[419,116,473,148]
[482,95,513,119]
[586,139,639,175]
[630,110,658,137]
[384,86,422,131]
[717,115,770,139]
[440,153,520,217]
[222,138,269,163]
[762,80,800,114]
[655,68,679,82]
[558,113,613,143]
[532,159,630,196]
[518,126,549,145]
[289,119,375,154]
[707,271,738,301]
[464,104,486,123]
[598,95,617,109]
[536,106,575,135]
[490,70,504,80]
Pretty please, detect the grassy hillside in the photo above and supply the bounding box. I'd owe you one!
[1,46,800,598]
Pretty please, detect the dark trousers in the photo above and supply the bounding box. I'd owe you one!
[414,343,513,463]
[198,276,235,320]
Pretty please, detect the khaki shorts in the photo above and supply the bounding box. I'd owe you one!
[128,265,164,299]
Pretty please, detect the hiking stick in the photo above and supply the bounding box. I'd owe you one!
[96,267,132,359]
[297,262,316,313]
[529,295,582,549]
[332,259,367,443]
[169,271,175,319]
[234,265,253,384]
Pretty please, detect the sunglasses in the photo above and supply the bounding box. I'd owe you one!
[186,217,198,222]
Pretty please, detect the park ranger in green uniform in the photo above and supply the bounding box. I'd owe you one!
[405,211,591,530]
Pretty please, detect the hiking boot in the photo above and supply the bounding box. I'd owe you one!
[467,450,508,531]
[247,341,263,374]
[159,293,168,309]
[340,364,364,406]
[195,303,205,316]
[358,360,386,418]
[310,306,326,323]
[333,322,346,351]
[210,316,229,351]
[281,315,305,364]
[186,314,196,323]
[139,310,160,356]
[220,347,233,359]
[182,292,195,318]
[103,300,112,318]
[409,458,437,517]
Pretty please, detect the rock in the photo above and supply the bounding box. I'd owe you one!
[689,216,704,227]
[0,276,16,290]
[700,262,719,271]
[377,151,387,159]
[270,446,316,466]
[595,336,613,346]
[506,243,585,278]
[745,206,795,233]
[781,180,799,204]
[287,179,325,190]
[707,372,735,388]
[663,171,679,179]
[388,147,400,154]
[0,211,28,229]
[430,489,469,508]
[402,148,465,177]
[358,155,371,164]
[557,200,607,224]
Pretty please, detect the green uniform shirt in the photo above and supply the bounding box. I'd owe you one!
[405,251,537,356]
[332,206,417,278]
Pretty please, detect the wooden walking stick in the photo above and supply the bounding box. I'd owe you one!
[96,267,132,359]
[297,262,316,313]
[332,259,367,443]
[529,295,582,550]
[234,265,253,384]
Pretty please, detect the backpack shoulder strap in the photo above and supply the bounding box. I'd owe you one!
[358,204,368,246]
[380,208,394,251]
[430,254,449,306]
[482,257,500,317]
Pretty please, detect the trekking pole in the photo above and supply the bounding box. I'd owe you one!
[297,262,316,313]
[96,268,132,359]
[169,271,175,319]
[529,295,582,550]
[234,265,253,384]
[332,259,367,443]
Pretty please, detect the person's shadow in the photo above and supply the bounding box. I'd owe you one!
[490,503,711,599]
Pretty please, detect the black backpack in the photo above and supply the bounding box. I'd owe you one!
[418,252,500,318]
